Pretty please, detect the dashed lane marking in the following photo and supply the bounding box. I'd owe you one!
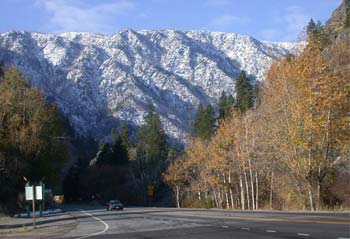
[165,212,350,225]
[266,230,277,233]
[240,227,250,230]
[77,210,109,239]
[297,233,310,236]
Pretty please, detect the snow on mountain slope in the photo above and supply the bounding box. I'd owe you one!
[0,30,302,141]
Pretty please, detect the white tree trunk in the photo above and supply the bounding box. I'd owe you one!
[308,185,314,211]
[223,173,230,209]
[244,169,250,210]
[248,159,255,210]
[176,184,180,208]
[239,171,245,210]
[228,169,234,208]
[255,171,259,210]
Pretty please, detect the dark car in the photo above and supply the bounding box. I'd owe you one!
[106,200,124,211]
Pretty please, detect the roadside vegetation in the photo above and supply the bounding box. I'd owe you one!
[0,67,69,213]
[164,20,350,211]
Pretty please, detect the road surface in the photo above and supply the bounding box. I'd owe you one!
[62,207,350,239]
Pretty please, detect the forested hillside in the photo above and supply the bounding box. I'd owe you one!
[164,9,350,210]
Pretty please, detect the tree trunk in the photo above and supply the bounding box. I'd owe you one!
[255,171,259,210]
[223,174,230,209]
[239,172,245,210]
[248,159,255,210]
[213,189,219,208]
[245,118,255,210]
[228,170,234,209]
[176,184,180,208]
[270,170,274,210]
[244,169,250,210]
[218,188,223,208]
[308,184,315,211]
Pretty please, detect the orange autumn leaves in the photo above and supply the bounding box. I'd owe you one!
[164,38,350,210]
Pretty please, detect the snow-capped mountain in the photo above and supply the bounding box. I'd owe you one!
[0,29,301,141]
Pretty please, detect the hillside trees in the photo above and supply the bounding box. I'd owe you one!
[235,71,254,112]
[0,67,68,211]
[164,28,350,210]
[218,91,235,120]
[193,103,216,139]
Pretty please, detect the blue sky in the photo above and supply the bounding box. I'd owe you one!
[0,0,341,42]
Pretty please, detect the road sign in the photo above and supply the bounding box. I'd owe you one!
[35,186,43,200]
[25,186,34,201]
[147,184,154,196]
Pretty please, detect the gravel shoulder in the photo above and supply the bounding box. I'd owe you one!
[0,212,78,239]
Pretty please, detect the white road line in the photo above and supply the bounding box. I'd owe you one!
[266,230,277,233]
[222,225,229,228]
[297,233,310,236]
[77,210,109,239]
[337,238,350,239]
[240,227,250,230]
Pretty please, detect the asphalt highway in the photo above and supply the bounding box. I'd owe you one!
[62,207,350,239]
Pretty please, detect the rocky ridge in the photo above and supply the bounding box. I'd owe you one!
[0,30,302,141]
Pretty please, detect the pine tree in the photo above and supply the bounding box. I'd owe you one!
[218,91,228,120]
[235,70,253,112]
[193,103,204,137]
[193,103,216,139]
[120,122,131,148]
[111,135,129,165]
[203,104,216,139]
[136,104,168,163]
[111,128,118,142]
[307,19,317,37]
[226,94,235,116]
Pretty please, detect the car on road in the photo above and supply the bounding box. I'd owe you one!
[106,199,124,211]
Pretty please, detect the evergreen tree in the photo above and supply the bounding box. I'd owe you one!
[218,91,228,120]
[226,94,235,117]
[96,140,111,166]
[203,104,216,138]
[111,128,118,142]
[111,136,129,165]
[193,103,216,139]
[193,103,204,137]
[307,19,317,36]
[306,19,330,50]
[167,143,180,162]
[136,104,168,163]
[62,164,80,202]
[235,70,253,112]
[120,122,131,148]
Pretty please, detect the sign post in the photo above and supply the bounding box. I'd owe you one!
[147,184,154,207]
[25,184,36,228]
[24,178,45,228]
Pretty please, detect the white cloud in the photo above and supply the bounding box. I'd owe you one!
[36,0,135,33]
[209,14,251,30]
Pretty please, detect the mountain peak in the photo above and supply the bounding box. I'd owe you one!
[0,30,301,141]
